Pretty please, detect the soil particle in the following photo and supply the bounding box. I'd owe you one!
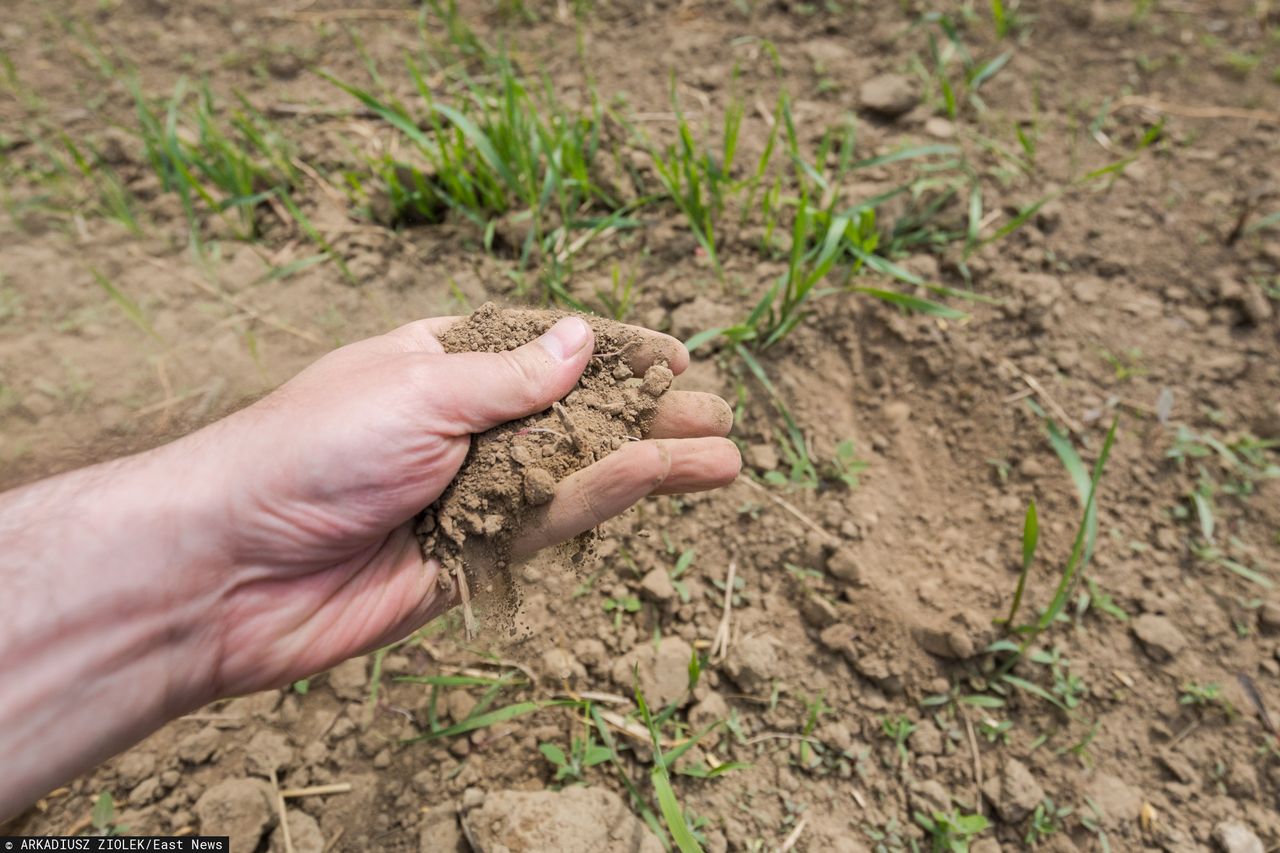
[128,776,162,805]
[612,636,694,708]
[1212,821,1265,853]
[416,303,670,634]
[462,786,662,853]
[1257,601,1280,635]
[176,727,220,765]
[115,751,157,788]
[223,690,282,720]
[827,546,864,585]
[1131,613,1187,661]
[245,730,294,776]
[970,841,1003,853]
[725,635,780,694]
[799,592,840,628]
[1085,772,1144,825]
[419,804,466,853]
[328,657,368,700]
[909,721,946,756]
[270,809,324,853]
[859,73,920,117]
[910,779,951,814]
[1158,751,1198,785]
[193,778,275,853]
[985,758,1045,823]
[539,647,587,685]
[639,567,676,602]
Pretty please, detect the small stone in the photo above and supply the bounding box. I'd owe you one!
[909,721,945,756]
[611,637,695,707]
[1157,751,1197,784]
[859,74,920,117]
[911,779,950,814]
[883,400,911,426]
[115,752,157,788]
[924,117,955,139]
[271,809,324,853]
[725,636,780,694]
[445,690,477,723]
[1131,613,1186,661]
[1257,601,1280,635]
[523,467,556,506]
[245,730,293,776]
[988,759,1044,822]
[177,727,220,765]
[1212,821,1264,853]
[572,638,607,670]
[799,593,840,628]
[640,568,676,602]
[419,804,464,853]
[641,364,674,397]
[827,547,864,585]
[194,779,273,853]
[971,841,1002,853]
[540,648,586,685]
[461,787,485,810]
[129,777,162,805]
[1084,772,1142,825]
[329,657,368,700]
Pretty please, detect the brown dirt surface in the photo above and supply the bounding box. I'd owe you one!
[3,1,1280,852]
[417,302,672,634]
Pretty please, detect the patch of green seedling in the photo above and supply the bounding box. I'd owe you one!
[1024,797,1072,847]
[539,730,614,784]
[914,810,990,853]
[604,594,642,629]
[399,669,573,744]
[880,714,916,768]
[88,791,126,836]
[1178,682,1237,721]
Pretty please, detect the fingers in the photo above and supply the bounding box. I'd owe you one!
[646,391,734,439]
[620,327,689,377]
[380,311,688,376]
[511,437,740,557]
[424,317,595,434]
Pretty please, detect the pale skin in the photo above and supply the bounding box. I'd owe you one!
[0,315,740,822]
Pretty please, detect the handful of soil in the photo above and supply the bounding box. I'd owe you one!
[415,303,674,635]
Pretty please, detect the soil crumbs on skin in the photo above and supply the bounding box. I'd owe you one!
[417,302,671,636]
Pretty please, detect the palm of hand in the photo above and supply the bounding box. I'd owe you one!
[196,316,739,698]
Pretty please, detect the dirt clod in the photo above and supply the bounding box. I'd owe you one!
[1132,613,1187,661]
[194,779,274,853]
[462,786,662,853]
[416,303,670,635]
[1213,821,1265,853]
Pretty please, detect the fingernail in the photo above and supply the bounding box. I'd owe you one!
[537,317,592,362]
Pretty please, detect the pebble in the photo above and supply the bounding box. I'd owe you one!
[271,810,324,853]
[640,567,676,602]
[1212,821,1264,853]
[985,758,1044,822]
[522,467,556,506]
[245,730,293,776]
[827,546,864,585]
[176,727,220,765]
[859,74,920,117]
[1131,613,1187,661]
[641,364,674,397]
[725,636,780,694]
[1084,772,1143,825]
[115,752,157,788]
[328,658,368,700]
[1257,601,1280,635]
[194,779,273,853]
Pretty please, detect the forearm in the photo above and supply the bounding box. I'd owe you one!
[0,438,230,820]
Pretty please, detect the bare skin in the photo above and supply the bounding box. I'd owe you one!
[0,315,740,821]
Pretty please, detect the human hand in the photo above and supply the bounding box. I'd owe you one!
[182,314,739,700]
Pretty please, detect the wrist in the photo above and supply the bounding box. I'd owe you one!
[0,439,234,817]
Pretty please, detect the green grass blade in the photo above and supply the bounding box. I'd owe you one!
[403,699,572,743]
[652,769,703,853]
[850,287,967,319]
[90,268,157,339]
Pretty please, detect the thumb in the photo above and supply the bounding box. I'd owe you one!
[428,316,595,434]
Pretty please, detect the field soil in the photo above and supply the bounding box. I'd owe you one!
[2,1,1280,852]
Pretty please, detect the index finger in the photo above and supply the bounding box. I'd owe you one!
[385,313,689,375]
